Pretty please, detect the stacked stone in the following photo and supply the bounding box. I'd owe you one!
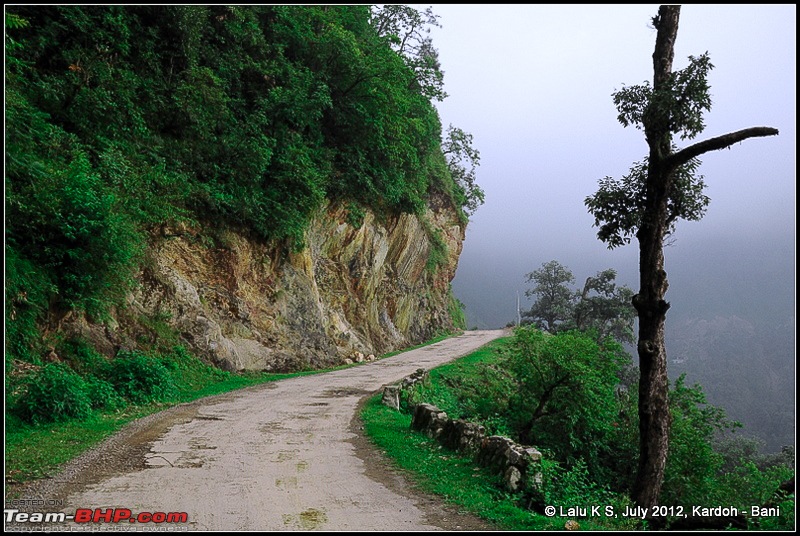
[408,402,542,493]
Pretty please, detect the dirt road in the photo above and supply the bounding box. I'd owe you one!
[16,330,506,531]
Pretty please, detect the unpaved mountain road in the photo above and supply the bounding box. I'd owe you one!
[13,330,506,531]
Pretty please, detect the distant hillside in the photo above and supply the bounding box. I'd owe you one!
[668,315,795,453]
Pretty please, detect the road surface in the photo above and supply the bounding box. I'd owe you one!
[15,330,507,531]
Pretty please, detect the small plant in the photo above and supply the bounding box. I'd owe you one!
[14,363,93,423]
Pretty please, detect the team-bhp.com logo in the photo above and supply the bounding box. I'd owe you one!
[5,508,188,524]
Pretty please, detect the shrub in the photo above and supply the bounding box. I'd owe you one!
[506,327,627,469]
[84,374,125,411]
[5,246,54,363]
[15,363,93,423]
[107,350,177,404]
[59,337,110,375]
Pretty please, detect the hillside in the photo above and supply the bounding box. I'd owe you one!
[5,6,478,373]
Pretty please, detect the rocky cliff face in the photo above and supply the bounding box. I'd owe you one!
[70,196,464,372]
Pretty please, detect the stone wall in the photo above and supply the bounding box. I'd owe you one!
[380,368,427,410]
[383,371,542,493]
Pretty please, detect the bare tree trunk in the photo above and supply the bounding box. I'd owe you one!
[632,4,681,510]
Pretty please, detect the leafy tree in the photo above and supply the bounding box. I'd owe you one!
[506,327,629,472]
[573,269,636,344]
[523,261,635,344]
[584,5,779,509]
[523,260,575,333]
[661,374,736,507]
[442,125,485,216]
[370,4,446,102]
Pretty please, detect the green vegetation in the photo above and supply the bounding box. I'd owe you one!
[4,6,482,485]
[523,260,635,344]
[422,217,449,274]
[361,338,632,531]
[447,286,467,331]
[5,5,482,370]
[361,394,567,531]
[363,329,794,530]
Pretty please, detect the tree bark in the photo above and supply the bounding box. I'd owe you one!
[667,127,780,170]
[632,4,681,510]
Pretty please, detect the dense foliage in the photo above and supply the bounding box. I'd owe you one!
[9,341,219,425]
[585,156,709,249]
[584,54,714,250]
[404,329,794,529]
[5,6,482,365]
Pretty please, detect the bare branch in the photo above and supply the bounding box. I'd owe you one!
[667,127,779,171]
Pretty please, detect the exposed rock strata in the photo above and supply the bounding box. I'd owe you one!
[64,198,465,372]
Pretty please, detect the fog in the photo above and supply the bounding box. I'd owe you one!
[428,5,796,452]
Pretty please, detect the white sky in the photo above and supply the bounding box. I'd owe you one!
[428,4,797,327]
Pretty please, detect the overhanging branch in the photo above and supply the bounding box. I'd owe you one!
[667,127,779,170]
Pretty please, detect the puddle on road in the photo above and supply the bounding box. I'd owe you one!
[194,414,225,421]
[275,476,298,489]
[274,450,298,462]
[260,421,287,434]
[320,387,372,398]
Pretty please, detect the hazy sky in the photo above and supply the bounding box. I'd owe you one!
[426,4,796,328]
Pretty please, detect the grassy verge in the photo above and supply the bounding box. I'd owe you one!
[359,337,632,531]
[4,331,460,495]
[361,394,563,530]
[404,336,510,420]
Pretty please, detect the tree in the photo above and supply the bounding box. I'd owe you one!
[523,260,575,333]
[442,125,485,216]
[523,260,635,344]
[584,5,779,510]
[370,4,447,101]
[573,269,636,345]
[507,327,629,469]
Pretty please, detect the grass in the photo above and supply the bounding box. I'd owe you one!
[4,331,460,495]
[407,336,509,410]
[359,337,630,531]
[361,394,560,530]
